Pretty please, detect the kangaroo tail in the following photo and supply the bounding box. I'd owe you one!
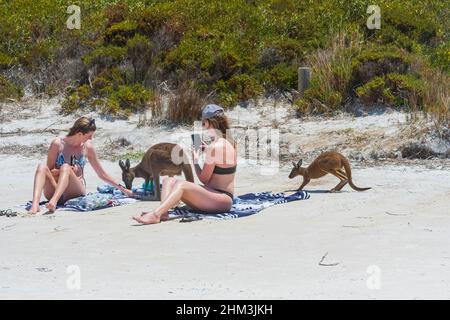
[182,163,194,182]
[342,157,371,191]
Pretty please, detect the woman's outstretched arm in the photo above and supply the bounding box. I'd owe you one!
[85,141,133,196]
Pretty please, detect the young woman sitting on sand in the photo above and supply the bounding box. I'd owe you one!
[28,116,133,214]
[133,104,237,225]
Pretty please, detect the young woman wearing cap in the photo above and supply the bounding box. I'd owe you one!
[133,104,237,224]
[28,117,133,214]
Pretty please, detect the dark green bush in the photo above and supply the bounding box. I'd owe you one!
[0,75,23,101]
[262,63,298,92]
[126,34,153,83]
[105,20,138,46]
[217,74,263,106]
[355,76,390,104]
[82,46,127,71]
[108,83,153,114]
[356,73,425,109]
[62,81,153,117]
[0,52,16,70]
[351,46,411,85]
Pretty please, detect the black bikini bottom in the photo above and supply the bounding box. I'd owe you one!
[212,188,234,200]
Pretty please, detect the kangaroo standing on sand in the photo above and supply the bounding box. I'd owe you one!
[288,151,371,192]
[119,143,194,200]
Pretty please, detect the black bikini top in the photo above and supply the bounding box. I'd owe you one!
[213,165,237,175]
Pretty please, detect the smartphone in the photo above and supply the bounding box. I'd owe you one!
[191,133,202,151]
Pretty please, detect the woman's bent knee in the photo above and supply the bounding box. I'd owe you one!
[59,163,71,172]
[162,177,176,189]
[163,176,174,185]
[37,163,48,171]
[174,180,188,190]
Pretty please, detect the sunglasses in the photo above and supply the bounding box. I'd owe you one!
[81,118,95,133]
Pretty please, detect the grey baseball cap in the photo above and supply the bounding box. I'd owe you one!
[202,104,224,119]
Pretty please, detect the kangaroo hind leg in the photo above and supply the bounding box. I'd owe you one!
[328,169,348,193]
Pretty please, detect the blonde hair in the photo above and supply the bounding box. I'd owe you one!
[67,117,96,136]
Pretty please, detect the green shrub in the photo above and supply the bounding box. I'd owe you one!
[0,0,447,122]
[351,46,411,85]
[386,73,424,93]
[210,46,244,81]
[136,4,178,36]
[226,74,263,103]
[432,43,450,73]
[62,82,153,116]
[355,76,388,104]
[262,63,298,92]
[380,2,440,47]
[356,73,425,109]
[61,85,91,114]
[297,82,343,114]
[126,34,153,82]
[91,76,111,95]
[108,84,153,114]
[164,37,216,74]
[82,46,127,71]
[0,52,17,70]
[0,75,23,101]
[19,40,55,71]
[259,38,303,69]
[105,20,138,46]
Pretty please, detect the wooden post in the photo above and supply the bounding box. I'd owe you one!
[298,67,311,97]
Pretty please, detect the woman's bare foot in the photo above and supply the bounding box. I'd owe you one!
[132,211,163,225]
[28,205,40,215]
[45,201,57,213]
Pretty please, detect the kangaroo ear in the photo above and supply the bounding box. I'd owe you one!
[125,159,130,170]
[119,160,125,170]
[297,159,303,167]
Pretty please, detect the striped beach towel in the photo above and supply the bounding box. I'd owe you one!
[168,190,310,221]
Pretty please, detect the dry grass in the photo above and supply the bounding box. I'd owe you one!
[142,82,207,125]
[308,31,363,95]
[97,137,135,161]
[0,143,48,157]
[147,93,164,121]
[411,57,450,126]
[166,82,206,124]
[297,30,363,114]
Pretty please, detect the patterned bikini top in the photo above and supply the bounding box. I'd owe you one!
[55,138,87,169]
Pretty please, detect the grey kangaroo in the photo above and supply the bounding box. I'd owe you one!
[119,142,194,200]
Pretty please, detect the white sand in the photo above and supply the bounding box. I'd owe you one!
[0,154,449,299]
[1,98,449,299]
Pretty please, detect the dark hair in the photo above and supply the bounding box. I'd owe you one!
[67,117,96,136]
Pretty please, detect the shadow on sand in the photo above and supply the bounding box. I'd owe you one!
[283,189,350,194]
